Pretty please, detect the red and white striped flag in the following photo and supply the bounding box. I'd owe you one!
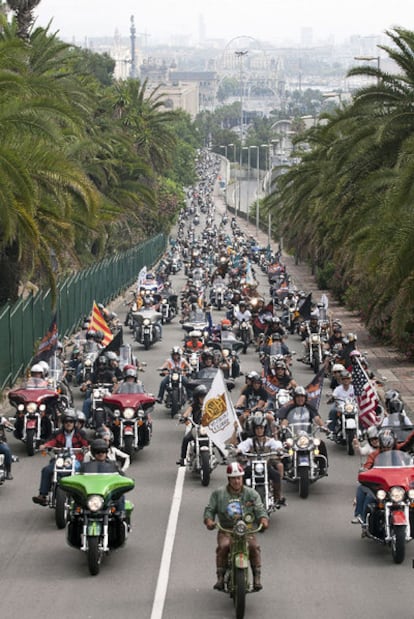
[352,358,379,428]
[89,301,113,347]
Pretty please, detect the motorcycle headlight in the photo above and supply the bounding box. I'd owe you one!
[311,334,320,343]
[27,403,37,413]
[64,457,73,468]
[143,318,150,326]
[93,389,100,398]
[85,359,92,367]
[162,299,167,304]
[376,489,387,501]
[123,407,135,420]
[254,463,265,474]
[285,438,293,448]
[18,404,24,412]
[297,435,310,449]
[172,373,179,381]
[87,495,104,512]
[234,520,248,536]
[408,489,414,500]
[199,426,208,436]
[344,403,355,413]
[389,487,405,503]
[313,438,320,446]
[39,404,46,412]
[55,457,65,468]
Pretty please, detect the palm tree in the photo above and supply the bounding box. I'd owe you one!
[7,0,41,40]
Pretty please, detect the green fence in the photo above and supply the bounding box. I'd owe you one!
[0,233,166,390]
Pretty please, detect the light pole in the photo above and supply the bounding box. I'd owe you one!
[248,145,259,234]
[242,146,249,223]
[219,144,228,160]
[354,55,381,86]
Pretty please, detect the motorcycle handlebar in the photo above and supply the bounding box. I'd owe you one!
[215,522,263,535]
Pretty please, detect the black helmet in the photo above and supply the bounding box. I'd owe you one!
[252,413,266,428]
[194,384,208,397]
[97,355,107,366]
[90,438,109,456]
[378,428,396,450]
[96,428,114,443]
[389,399,404,414]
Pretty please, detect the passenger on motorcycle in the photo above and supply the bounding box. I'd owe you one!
[235,415,286,507]
[156,347,190,403]
[203,462,269,591]
[176,385,207,466]
[32,411,89,506]
[264,358,296,390]
[352,428,414,524]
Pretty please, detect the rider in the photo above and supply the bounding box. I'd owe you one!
[352,428,414,524]
[278,386,329,474]
[203,462,269,592]
[156,347,190,403]
[32,411,89,506]
[176,385,207,466]
[326,369,355,435]
[0,415,18,480]
[235,372,269,428]
[25,363,49,388]
[235,414,286,507]
[84,427,130,473]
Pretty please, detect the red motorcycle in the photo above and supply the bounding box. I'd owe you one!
[357,450,414,564]
[8,387,62,456]
[103,384,155,459]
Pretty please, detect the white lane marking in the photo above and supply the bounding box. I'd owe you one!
[150,465,186,619]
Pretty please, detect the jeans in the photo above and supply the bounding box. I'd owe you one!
[354,484,375,521]
[0,442,12,472]
[158,376,189,401]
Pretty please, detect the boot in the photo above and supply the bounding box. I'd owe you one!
[252,567,262,591]
[213,568,226,591]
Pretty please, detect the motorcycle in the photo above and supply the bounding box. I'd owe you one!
[60,472,135,575]
[159,294,178,324]
[216,520,263,619]
[42,446,84,529]
[103,387,154,457]
[243,452,281,514]
[133,308,162,350]
[282,423,328,498]
[328,398,361,455]
[159,368,187,418]
[8,387,62,455]
[182,417,218,486]
[357,450,414,564]
[89,383,113,429]
[211,283,227,310]
[237,319,251,355]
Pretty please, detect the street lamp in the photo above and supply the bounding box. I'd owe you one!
[242,146,249,223]
[354,55,381,86]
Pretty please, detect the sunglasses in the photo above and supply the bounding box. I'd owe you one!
[94,450,107,455]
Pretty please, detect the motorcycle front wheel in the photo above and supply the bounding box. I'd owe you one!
[171,390,180,418]
[298,467,310,499]
[87,536,102,576]
[312,353,320,373]
[200,451,211,487]
[391,526,406,564]
[346,429,355,456]
[26,428,36,456]
[233,567,246,619]
[123,435,134,457]
[55,486,67,529]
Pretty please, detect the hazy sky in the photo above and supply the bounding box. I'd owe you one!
[34,1,413,45]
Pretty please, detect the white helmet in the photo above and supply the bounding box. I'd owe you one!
[31,363,44,376]
[38,360,50,377]
[226,462,245,477]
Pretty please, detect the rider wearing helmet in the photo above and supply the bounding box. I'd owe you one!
[203,461,269,592]
[157,347,190,403]
[279,386,329,473]
[235,413,286,508]
[26,363,49,388]
[176,384,207,466]
[235,372,268,420]
[32,410,89,506]
[83,427,130,473]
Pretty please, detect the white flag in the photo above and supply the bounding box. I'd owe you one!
[201,369,241,452]
[136,266,147,291]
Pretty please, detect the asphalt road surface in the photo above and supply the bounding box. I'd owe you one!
[2,189,414,619]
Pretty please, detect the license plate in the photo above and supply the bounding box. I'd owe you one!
[298,455,309,466]
[345,418,356,429]
[26,419,37,429]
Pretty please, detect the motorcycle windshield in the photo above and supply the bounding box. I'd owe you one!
[373,450,413,468]
[116,383,145,394]
[60,473,135,497]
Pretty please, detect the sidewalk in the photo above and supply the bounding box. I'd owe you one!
[215,185,414,413]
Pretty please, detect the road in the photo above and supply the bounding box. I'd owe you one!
[1,181,414,619]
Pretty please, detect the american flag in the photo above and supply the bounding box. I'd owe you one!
[352,358,379,428]
[305,368,325,412]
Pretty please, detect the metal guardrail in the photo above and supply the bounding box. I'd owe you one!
[0,234,166,390]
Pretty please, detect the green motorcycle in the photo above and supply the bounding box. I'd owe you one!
[216,519,263,619]
[59,472,134,575]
